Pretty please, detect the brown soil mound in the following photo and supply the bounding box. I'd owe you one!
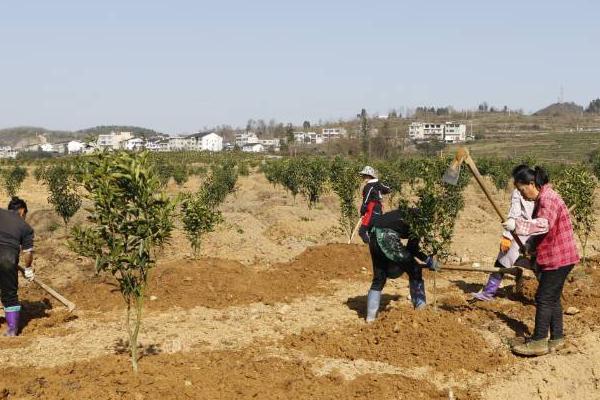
[284,303,511,376]
[58,244,371,312]
[0,349,458,400]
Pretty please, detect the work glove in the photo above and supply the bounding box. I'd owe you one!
[502,218,516,232]
[358,225,370,244]
[500,236,512,253]
[23,267,35,282]
[425,256,440,272]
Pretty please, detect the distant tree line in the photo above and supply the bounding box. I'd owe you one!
[586,99,600,114]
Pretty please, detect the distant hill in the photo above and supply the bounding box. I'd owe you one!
[534,102,584,117]
[0,127,85,148]
[0,125,164,147]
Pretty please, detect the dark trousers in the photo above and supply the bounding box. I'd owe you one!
[532,265,574,341]
[369,238,422,291]
[0,249,19,308]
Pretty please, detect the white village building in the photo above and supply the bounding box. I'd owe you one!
[409,122,466,143]
[0,146,17,159]
[194,132,223,152]
[242,143,265,153]
[321,127,346,140]
[67,140,86,154]
[125,138,145,151]
[97,131,133,150]
[234,132,260,147]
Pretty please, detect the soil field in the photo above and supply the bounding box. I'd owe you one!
[1,172,600,399]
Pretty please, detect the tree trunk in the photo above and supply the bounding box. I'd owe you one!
[126,290,145,374]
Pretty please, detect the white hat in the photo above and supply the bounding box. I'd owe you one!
[359,166,377,179]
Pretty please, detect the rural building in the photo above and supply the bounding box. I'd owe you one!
[235,132,259,147]
[443,122,467,143]
[194,132,223,152]
[242,143,265,153]
[125,138,145,151]
[39,143,55,152]
[321,128,346,140]
[258,138,280,152]
[408,122,466,143]
[97,131,133,150]
[294,132,323,144]
[67,140,86,154]
[0,146,17,159]
[167,136,197,151]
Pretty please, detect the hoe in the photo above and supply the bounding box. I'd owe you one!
[442,147,529,287]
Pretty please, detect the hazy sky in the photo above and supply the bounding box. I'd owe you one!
[0,0,598,133]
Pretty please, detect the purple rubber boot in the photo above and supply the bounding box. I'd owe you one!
[471,273,502,301]
[4,306,21,337]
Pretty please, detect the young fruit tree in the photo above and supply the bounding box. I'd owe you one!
[71,151,176,372]
[43,164,82,227]
[298,156,329,209]
[1,165,28,198]
[181,160,238,256]
[329,156,362,240]
[396,157,470,259]
[554,165,597,263]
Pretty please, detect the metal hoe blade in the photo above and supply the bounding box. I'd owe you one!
[442,163,461,185]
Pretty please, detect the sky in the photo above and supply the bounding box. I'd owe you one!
[0,0,598,133]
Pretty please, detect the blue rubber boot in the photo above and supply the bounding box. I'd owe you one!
[409,280,426,310]
[366,290,382,323]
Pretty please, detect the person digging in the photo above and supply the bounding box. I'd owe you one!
[358,166,391,244]
[471,164,535,302]
[0,197,35,337]
[507,166,579,356]
[365,208,439,323]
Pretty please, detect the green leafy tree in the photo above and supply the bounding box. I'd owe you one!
[396,157,470,259]
[44,164,81,227]
[171,164,189,187]
[586,98,600,113]
[554,165,597,263]
[298,157,329,208]
[181,194,223,256]
[329,156,362,239]
[1,165,28,198]
[181,160,238,255]
[71,151,175,373]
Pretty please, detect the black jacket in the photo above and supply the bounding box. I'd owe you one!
[370,209,428,262]
[360,179,391,215]
[0,209,34,255]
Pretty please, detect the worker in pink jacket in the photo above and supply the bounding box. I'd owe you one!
[506,166,579,356]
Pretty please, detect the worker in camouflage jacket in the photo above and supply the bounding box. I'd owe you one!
[365,208,439,323]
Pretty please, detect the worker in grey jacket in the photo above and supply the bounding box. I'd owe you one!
[0,197,35,336]
[472,165,534,301]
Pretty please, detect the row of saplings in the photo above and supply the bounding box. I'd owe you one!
[1,152,239,372]
[261,155,597,262]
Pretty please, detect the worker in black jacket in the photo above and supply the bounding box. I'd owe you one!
[365,208,439,322]
[358,166,391,244]
[0,197,35,336]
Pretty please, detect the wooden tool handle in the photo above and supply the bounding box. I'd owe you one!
[464,157,527,252]
[441,265,520,275]
[348,217,363,244]
[33,278,76,312]
[18,266,76,312]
